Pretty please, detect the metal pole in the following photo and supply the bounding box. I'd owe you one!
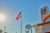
[4,25,6,32]
[1,24,2,29]
[31,29,32,33]
[16,21,18,33]
[20,19,22,33]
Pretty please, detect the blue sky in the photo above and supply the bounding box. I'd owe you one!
[0,0,50,33]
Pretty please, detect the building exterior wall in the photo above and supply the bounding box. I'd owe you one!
[35,25,43,33]
[34,23,50,33]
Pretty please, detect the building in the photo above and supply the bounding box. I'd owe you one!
[33,6,50,33]
[33,21,50,33]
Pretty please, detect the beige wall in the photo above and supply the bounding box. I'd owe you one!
[34,23,50,33]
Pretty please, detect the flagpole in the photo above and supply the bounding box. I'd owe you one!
[20,18,22,33]
[16,11,22,33]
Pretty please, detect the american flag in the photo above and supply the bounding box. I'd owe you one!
[16,11,22,21]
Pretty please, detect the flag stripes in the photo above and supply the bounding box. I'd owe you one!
[16,11,22,21]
